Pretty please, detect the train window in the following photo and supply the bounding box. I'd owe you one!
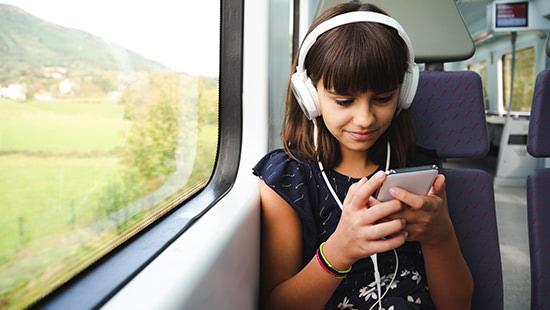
[502,46,536,112]
[467,60,489,110]
[0,1,220,309]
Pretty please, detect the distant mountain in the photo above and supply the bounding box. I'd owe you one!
[0,4,168,76]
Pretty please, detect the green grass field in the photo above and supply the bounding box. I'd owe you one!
[0,97,217,309]
[0,98,127,153]
[0,98,125,219]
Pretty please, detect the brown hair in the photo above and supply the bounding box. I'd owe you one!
[282,2,415,170]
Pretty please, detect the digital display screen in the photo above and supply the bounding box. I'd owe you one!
[496,2,528,28]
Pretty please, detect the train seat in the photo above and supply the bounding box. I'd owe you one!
[410,70,503,309]
[526,68,550,310]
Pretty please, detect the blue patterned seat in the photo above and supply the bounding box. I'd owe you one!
[410,70,503,309]
[526,69,550,310]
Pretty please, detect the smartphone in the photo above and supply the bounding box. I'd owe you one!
[376,165,439,202]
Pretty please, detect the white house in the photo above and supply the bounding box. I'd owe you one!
[59,79,75,94]
[0,84,26,100]
[34,91,52,101]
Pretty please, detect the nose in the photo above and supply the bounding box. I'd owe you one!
[352,99,375,128]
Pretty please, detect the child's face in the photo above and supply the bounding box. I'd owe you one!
[317,78,398,157]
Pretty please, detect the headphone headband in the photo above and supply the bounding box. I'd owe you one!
[291,11,419,119]
[296,11,415,76]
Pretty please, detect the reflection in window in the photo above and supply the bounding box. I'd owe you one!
[502,46,535,112]
[0,2,220,309]
[467,60,489,110]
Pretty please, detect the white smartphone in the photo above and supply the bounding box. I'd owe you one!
[376,165,439,202]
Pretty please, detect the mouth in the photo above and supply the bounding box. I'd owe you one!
[347,130,377,140]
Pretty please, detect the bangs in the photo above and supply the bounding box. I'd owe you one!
[307,22,408,95]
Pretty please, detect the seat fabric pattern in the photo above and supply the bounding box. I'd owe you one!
[527,169,550,310]
[410,70,489,159]
[526,68,550,310]
[442,168,503,310]
[527,69,550,157]
[410,70,502,309]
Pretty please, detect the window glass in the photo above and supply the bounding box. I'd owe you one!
[467,60,489,110]
[502,46,535,112]
[0,1,220,309]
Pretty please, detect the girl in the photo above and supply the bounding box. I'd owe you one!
[253,2,473,310]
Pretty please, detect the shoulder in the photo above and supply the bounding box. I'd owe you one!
[253,148,315,183]
[253,148,321,217]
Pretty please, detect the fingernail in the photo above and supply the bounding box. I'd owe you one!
[375,171,385,181]
[389,187,398,196]
[404,231,409,240]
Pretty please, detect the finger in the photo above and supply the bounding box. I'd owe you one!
[384,207,420,223]
[363,199,402,223]
[389,186,425,210]
[367,196,381,208]
[350,177,368,197]
[350,171,386,210]
[365,231,408,253]
[343,177,368,207]
[365,218,406,240]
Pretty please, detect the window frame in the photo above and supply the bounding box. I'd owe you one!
[30,0,243,308]
[467,59,489,110]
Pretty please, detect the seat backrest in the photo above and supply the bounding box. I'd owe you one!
[526,168,550,310]
[410,70,503,309]
[527,69,550,157]
[526,68,550,310]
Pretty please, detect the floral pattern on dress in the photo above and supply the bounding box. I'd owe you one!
[333,268,431,309]
[337,297,357,310]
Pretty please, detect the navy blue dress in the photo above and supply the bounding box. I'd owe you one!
[253,149,437,309]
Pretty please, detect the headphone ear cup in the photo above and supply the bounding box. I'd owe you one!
[398,63,419,110]
[291,72,321,120]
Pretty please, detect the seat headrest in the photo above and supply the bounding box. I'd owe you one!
[410,70,489,159]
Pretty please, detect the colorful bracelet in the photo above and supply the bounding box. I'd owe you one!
[316,242,352,279]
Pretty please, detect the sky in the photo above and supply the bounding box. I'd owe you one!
[0,0,220,76]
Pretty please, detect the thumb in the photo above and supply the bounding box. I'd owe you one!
[428,174,446,197]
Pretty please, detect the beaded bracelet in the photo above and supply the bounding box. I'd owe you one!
[316,242,352,279]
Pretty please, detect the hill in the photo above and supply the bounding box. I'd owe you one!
[0,4,168,85]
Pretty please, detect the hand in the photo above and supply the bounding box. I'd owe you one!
[385,174,455,246]
[322,171,407,271]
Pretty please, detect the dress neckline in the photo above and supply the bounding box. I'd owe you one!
[327,165,383,183]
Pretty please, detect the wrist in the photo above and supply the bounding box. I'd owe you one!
[317,242,352,279]
[322,239,354,271]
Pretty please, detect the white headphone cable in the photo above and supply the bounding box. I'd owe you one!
[370,254,383,310]
[368,248,399,310]
[314,121,344,209]
[314,122,397,309]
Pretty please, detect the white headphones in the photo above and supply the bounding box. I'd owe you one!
[291,11,419,120]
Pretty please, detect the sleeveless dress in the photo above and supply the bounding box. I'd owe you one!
[253,149,438,310]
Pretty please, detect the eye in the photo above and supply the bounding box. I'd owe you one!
[335,99,354,106]
[374,94,395,104]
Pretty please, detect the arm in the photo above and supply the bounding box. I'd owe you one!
[260,171,407,310]
[260,180,342,310]
[388,175,473,310]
